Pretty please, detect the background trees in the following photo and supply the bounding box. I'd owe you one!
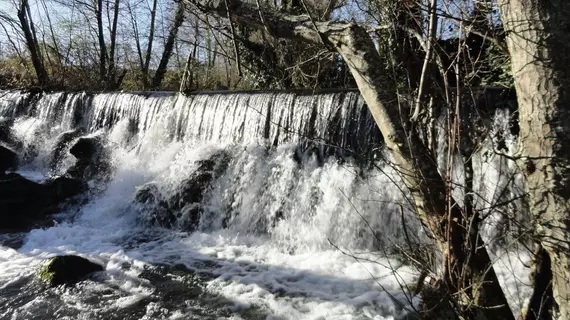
[0,0,238,90]
[0,0,513,92]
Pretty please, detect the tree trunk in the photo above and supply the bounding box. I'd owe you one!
[151,1,186,89]
[142,0,159,88]
[127,1,146,86]
[180,21,200,92]
[17,0,49,86]
[95,0,107,85]
[189,1,514,318]
[523,244,553,320]
[107,0,121,89]
[500,1,570,318]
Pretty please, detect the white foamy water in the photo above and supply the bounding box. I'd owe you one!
[0,90,531,319]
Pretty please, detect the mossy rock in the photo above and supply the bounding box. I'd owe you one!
[38,255,104,286]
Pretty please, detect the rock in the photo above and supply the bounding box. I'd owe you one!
[38,255,104,286]
[70,136,102,161]
[174,172,214,206]
[134,182,175,227]
[0,144,18,174]
[0,118,13,144]
[170,151,230,211]
[0,174,88,232]
[178,204,204,230]
[0,118,22,151]
[46,176,87,202]
[134,151,230,231]
[135,182,162,204]
[67,135,111,182]
[0,173,52,231]
[49,129,81,173]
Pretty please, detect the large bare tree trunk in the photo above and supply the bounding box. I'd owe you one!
[144,0,158,77]
[500,1,570,318]
[107,0,121,89]
[151,1,186,89]
[95,0,107,85]
[189,1,514,318]
[17,0,49,86]
[180,21,200,92]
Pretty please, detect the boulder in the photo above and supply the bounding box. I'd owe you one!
[0,118,13,144]
[46,176,87,202]
[178,204,204,230]
[70,136,102,161]
[0,144,18,174]
[0,173,87,232]
[38,255,104,286]
[134,182,175,227]
[173,172,214,207]
[170,151,231,211]
[0,173,53,231]
[67,135,111,182]
[134,151,230,231]
[135,182,162,205]
[49,129,81,173]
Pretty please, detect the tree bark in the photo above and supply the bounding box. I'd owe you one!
[151,1,186,89]
[500,1,570,318]
[95,0,107,85]
[189,1,514,318]
[523,244,553,320]
[180,21,200,91]
[107,0,121,89]
[139,0,159,88]
[17,0,49,86]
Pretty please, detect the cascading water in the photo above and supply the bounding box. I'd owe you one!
[0,90,530,319]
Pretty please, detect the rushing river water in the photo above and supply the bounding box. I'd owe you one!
[0,90,530,319]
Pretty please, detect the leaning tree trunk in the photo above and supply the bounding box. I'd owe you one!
[17,0,49,86]
[500,1,570,318]
[190,1,515,318]
[151,1,186,89]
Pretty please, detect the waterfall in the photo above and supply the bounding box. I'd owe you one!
[0,90,531,319]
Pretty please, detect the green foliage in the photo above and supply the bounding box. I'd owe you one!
[480,42,514,87]
[0,56,33,88]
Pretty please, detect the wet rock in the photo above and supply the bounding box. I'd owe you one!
[170,151,231,211]
[134,182,175,227]
[174,172,214,206]
[134,151,230,231]
[0,144,18,174]
[135,182,162,204]
[46,176,87,202]
[38,255,104,287]
[0,118,23,152]
[70,136,102,161]
[135,182,176,228]
[178,204,204,230]
[0,174,87,231]
[67,135,111,182]
[0,173,52,231]
[0,118,13,144]
[49,129,81,173]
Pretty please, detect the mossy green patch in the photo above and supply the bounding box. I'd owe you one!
[37,260,56,283]
[36,255,104,287]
